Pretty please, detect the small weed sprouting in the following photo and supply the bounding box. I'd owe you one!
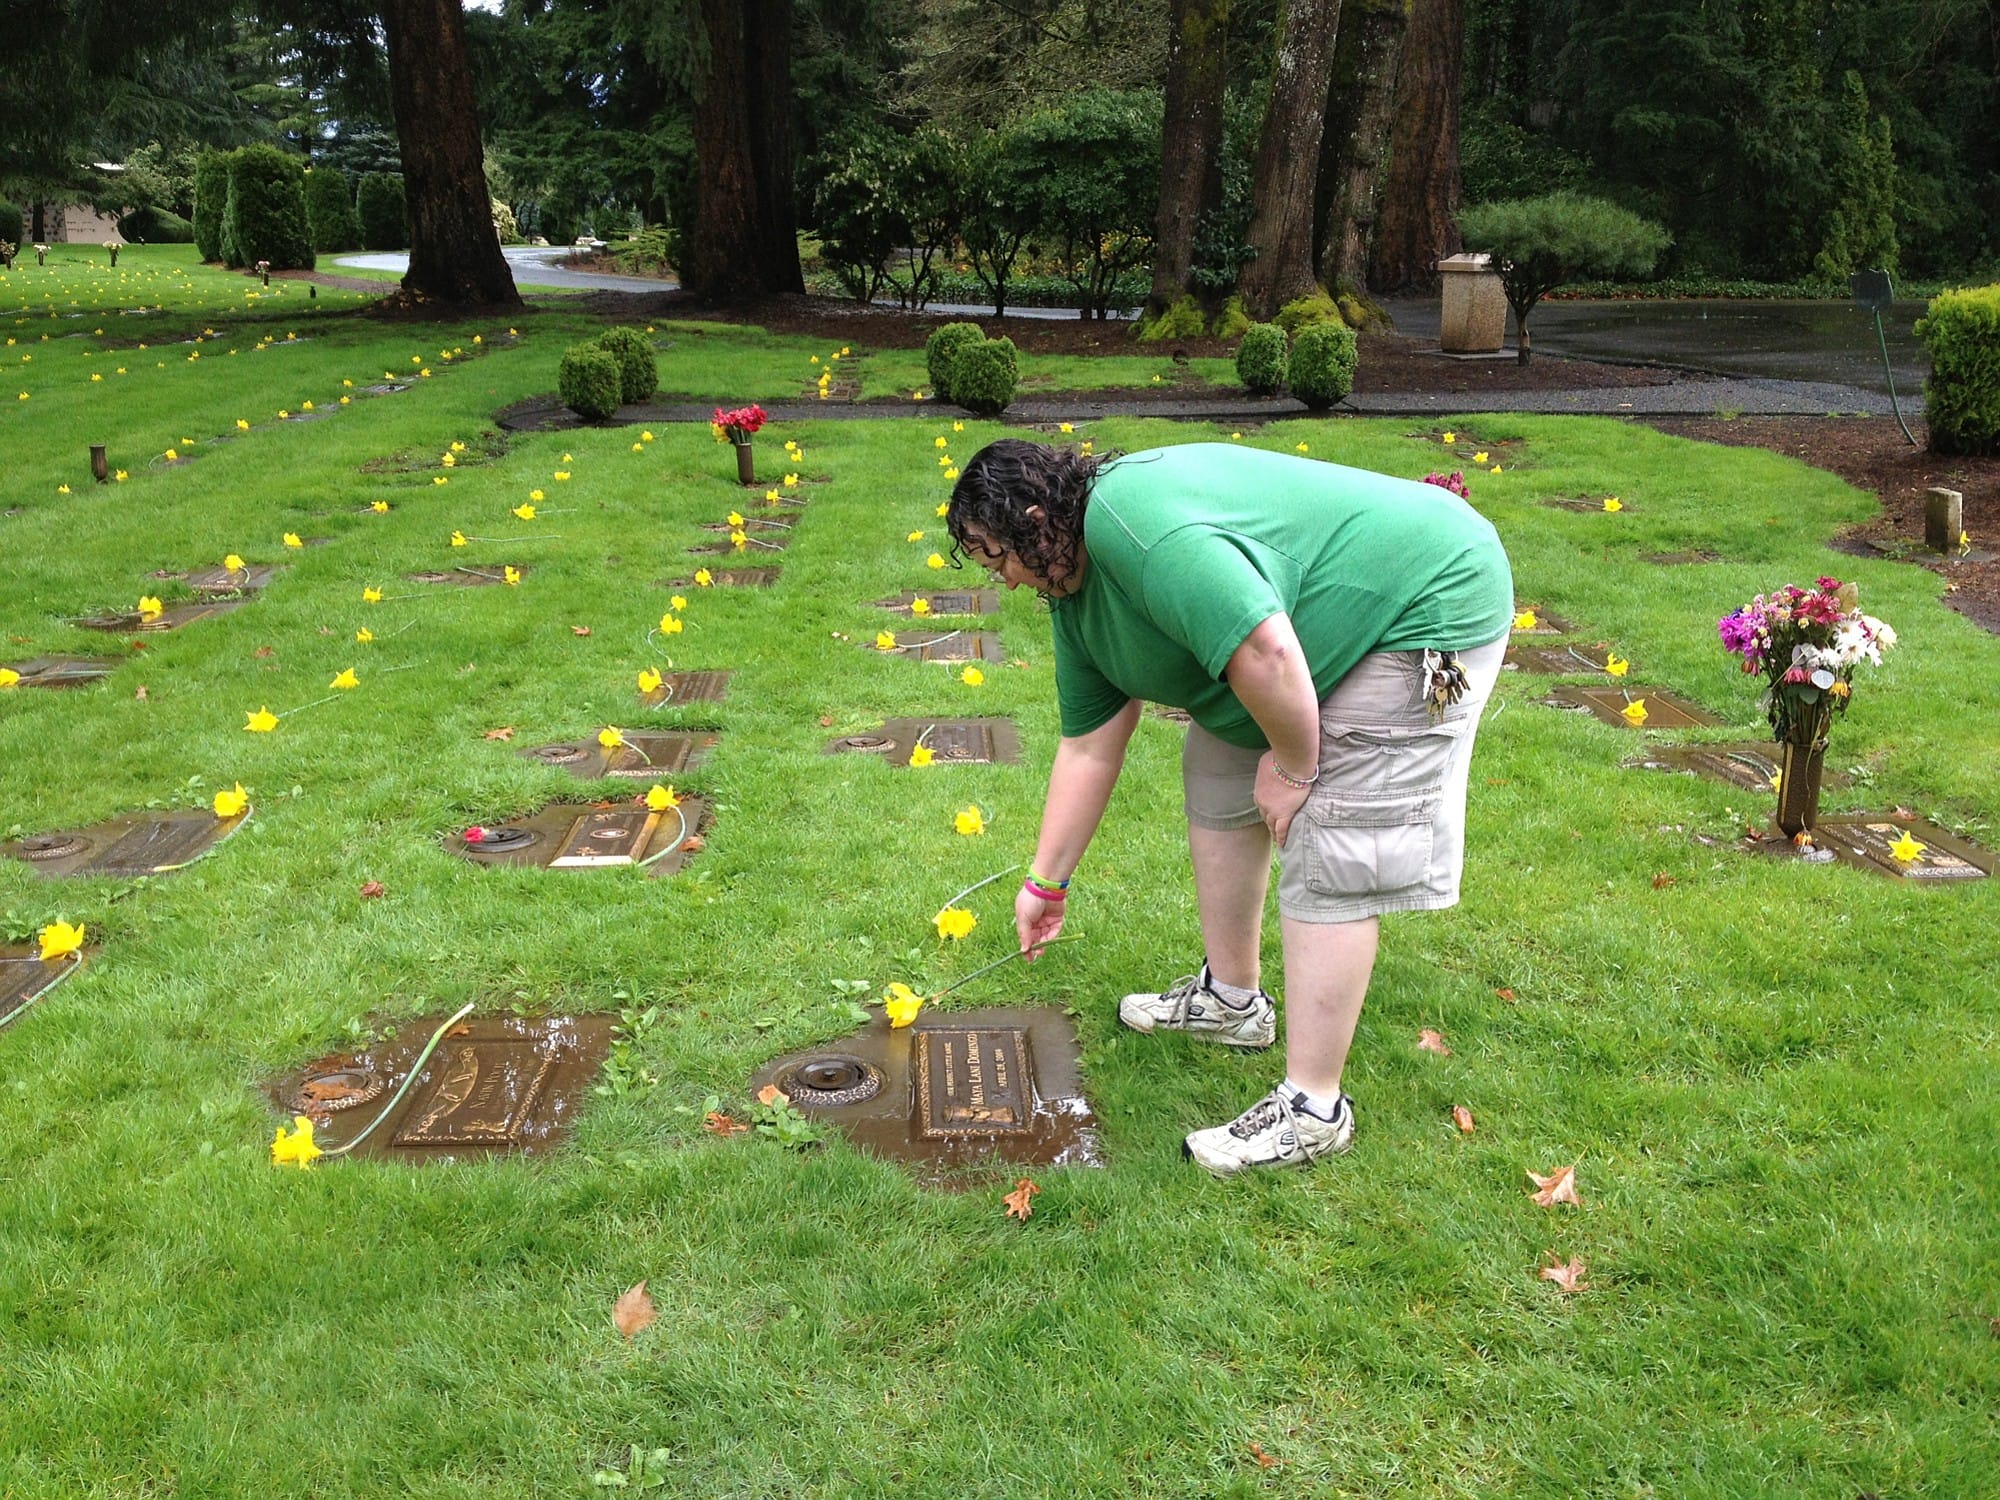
[594,1004,661,1098]
[592,1443,673,1489]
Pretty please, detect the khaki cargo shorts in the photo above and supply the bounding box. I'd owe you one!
[1181,637,1508,922]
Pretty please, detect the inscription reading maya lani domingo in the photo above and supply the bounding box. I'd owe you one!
[917,1027,1033,1138]
[391,1041,557,1147]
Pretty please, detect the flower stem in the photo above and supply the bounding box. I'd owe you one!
[941,863,1022,912]
[931,937,1080,1001]
[319,1001,478,1158]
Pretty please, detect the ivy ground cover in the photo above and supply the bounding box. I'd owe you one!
[1,249,1996,1498]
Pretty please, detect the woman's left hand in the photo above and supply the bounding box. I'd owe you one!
[1254,754,1314,848]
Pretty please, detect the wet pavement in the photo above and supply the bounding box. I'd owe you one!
[336,246,670,293]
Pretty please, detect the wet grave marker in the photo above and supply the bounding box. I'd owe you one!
[74,599,248,633]
[1542,684,1723,729]
[1813,816,1991,881]
[183,563,283,595]
[1630,741,1848,795]
[1642,549,1721,566]
[1511,608,1577,636]
[270,1012,615,1162]
[867,631,1006,664]
[751,1006,1100,1177]
[825,717,1020,765]
[1504,643,1618,675]
[408,564,527,587]
[450,797,709,878]
[4,809,245,878]
[523,730,717,780]
[640,670,731,708]
[0,655,121,688]
[658,568,780,588]
[874,589,1000,617]
[0,948,80,1029]
[688,535,789,556]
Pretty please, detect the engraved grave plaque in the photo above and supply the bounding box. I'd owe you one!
[1511,608,1576,636]
[4,810,241,878]
[875,589,999,617]
[1542,684,1723,729]
[452,799,707,876]
[641,670,731,707]
[408,564,526,587]
[522,730,716,779]
[1813,817,1991,882]
[868,631,1006,664]
[1,949,78,1028]
[391,1041,557,1146]
[1504,644,1617,675]
[1629,741,1846,795]
[2,655,120,688]
[688,534,787,556]
[549,809,660,866]
[658,568,780,588]
[185,563,281,594]
[74,599,247,633]
[824,717,1020,766]
[918,1027,1033,1137]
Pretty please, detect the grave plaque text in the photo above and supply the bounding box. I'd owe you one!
[823,717,1020,765]
[1512,609,1576,636]
[185,563,281,594]
[1813,818,1991,882]
[871,631,1006,664]
[917,1027,1034,1138]
[1543,684,1723,729]
[1,656,120,688]
[74,600,246,633]
[641,670,731,707]
[549,809,660,866]
[659,568,780,588]
[875,589,999,617]
[391,1041,558,1146]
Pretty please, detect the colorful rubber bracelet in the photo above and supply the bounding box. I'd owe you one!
[1270,760,1319,789]
[1025,868,1070,893]
[1022,878,1067,902]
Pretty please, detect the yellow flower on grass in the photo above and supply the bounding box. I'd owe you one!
[1473,451,1489,464]
[927,553,947,570]
[529,489,545,502]
[57,484,70,495]
[271,1116,323,1169]
[224,553,246,572]
[883,981,925,1029]
[935,500,950,518]
[503,566,521,586]
[694,569,713,587]
[641,431,654,443]
[432,475,448,486]
[874,631,898,651]
[599,726,626,748]
[1490,464,1502,474]
[91,373,102,382]
[783,473,800,487]
[951,420,962,431]
[301,400,313,411]
[954,804,986,836]
[638,668,663,693]
[730,530,747,549]
[1512,610,1537,630]
[283,532,303,548]
[553,470,570,481]
[278,409,289,419]
[1603,497,1623,513]
[934,906,977,941]
[138,596,164,618]
[1295,442,1309,454]
[1057,423,1072,435]
[645,784,681,811]
[1443,431,1456,444]
[1621,699,1649,725]
[451,440,466,452]
[0,669,18,689]
[727,511,746,527]
[451,530,468,547]
[669,595,688,613]
[237,418,250,430]
[659,614,684,635]
[1889,830,1926,862]
[371,500,389,514]
[330,668,358,690]
[355,627,373,643]
[245,706,279,732]
[632,442,643,452]
[1605,653,1630,677]
[909,745,935,768]
[935,435,949,448]
[441,453,457,467]
[213,783,248,818]
[39,920,86,962]
[363,587,382,603]
[961,667,985,686]
[910,598,932,616]
[765,489,781,502]
[513,504,536,520]
[908,530,926,543]
[164,448,178,461]
[943,467,959,480]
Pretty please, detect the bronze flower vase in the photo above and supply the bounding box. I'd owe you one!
[1775,738,1827,836]
[734,439,755,486]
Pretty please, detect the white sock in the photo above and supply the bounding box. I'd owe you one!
[1283,1078,1345,1122]
[1201,963,1261,1008]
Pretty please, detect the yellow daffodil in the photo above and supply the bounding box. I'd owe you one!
[632,442,643,452]
[907,530,926,543]
[727,511,746,527]
[694,569,713,586]
[874,631,898,651]
[451,440,465,452]
[355,627,373,643]
[277,409,288,419]
[1490,464,1502,474]
[765,489,781,502]
[1605,653,1629,677]
[39,920,87,962]
[1295,442,1309,454]
[783,473,800,487]
[441,453,457,467]
[363,587,382,603]
[1889,830,1926,862]
[641,431,653,442]
[1621,699,1649,726]
[659,614,684,635]
[1603,497,1623,513]
[935,435,949,448]
[638,668,663,693]
[432,475,448,485]
[529,488,545,502]
[513,504,536,521]
[451,530,467,547]
[245,706,279,732]
[935,500,949,518]
[56,484,70,494]
[283,532,303,548]
[1473,451,1489,464]
[271,1115,323,1169]
[884,981,924,1028]
[934,906,977,941]
[330,668,358,690]
[645,784,680,811]
[224,553,246,572]
[137,596,164,618]
[599,727,626,748]
[1057,423,1072,435]
[0,669,18,689]
[554,470,570,481]
[213,783,248,818]
[562,453,573,463]
[1079,441,1093,456]
[1230,431,1243,441]
[1443,431,1456,444]
[954,805,986,836]
[301,400,313,411]
[730,529,747,549]
[669,595,687,612]
[910,598,932,616]
[962,667,985,686]
[164,448,178,461]
[1512,610,1537,630]
[503,566,520,586]
[237,418,250,430]
[371,500,389,514]
[927,553,947,569]
[909,745,935,768]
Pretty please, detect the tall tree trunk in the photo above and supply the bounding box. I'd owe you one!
[1368,0,1462,293]
[380,0,522,309]
[1315,0,1410,292]
[1147,0,1229,315]
[1238,0,1343,317]
[685,0,803,298]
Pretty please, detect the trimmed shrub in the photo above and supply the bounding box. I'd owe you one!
[593,327,657,404]
[116,207,194,244]
[1275,293,1345,332]
[1236,323,1289,395]
[951,336,1019,416]
[1458,192,1669,362]
[1137,294,1208,342]
[194,151,229,262]
[1288,323,1358,411]
[222,146,314,270]
[303,165,362,253]
[357,173,408,252]
[924,322,985,403]
[559,345,624,420]
[0,198,22,249]
[492,199,520,244]
[1915,284,2000,455]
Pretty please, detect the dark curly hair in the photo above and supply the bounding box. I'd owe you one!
[945,439,1104,594]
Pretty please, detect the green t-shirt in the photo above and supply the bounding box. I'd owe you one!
[1051,443,1514,748]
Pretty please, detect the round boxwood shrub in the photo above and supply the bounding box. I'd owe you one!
[357,172,408,252]
[1235,323,1289,395]
[117,207,194,244]
[193,151,229,261]
[1916,284,2000,456]
[559,344,624,420]
[223,145,314,270]
[593,327,658,404]
[1288,323,1358,411]
[303,164,363,254]
[925,322,985,403]
[951,336,1019,416]
[0,198,23,249]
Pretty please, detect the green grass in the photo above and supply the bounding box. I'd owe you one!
[1,264,1996,1498]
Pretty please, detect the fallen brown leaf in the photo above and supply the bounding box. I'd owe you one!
[1452,1105,1476,1135]
[358,880,386,899]
[1247,1441,1282,1469]
[612,1281,657,1339]
[482,725,515,741]
[1538,1253,1589,1293]
[298,1078,367,1106]
[1527,1163,1581,1207]
[447,1024,471,1037]
[1495,987,1516,1003]
[133,685,148,701]
[1003,1178,1040,1221]
[1417,1028,1452,1056]
[681,834,705,853]
[570,624,591,636]
[1892,805,1915,821]
[703,1111,749,1137]
[1651,871,1676,889]
[755,1083,788,1108]
[817,714,835,727]
[253,645,274,659]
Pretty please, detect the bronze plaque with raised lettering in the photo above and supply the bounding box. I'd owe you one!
[1543,684,1723,729]
[185,563,281,594]
[1504,644,1614,675]
[549,809,660,866]
[87,814,232,875]
[871,631,1006,664]
[876,589,999,617]
[659,568,781,588]
[390,1041,558,1146]
[1631,742,1812,793]
[917,1027,1034,1138]
[1813,818,1992,881]
[1,952,72,1028]
[641,670,731,707]
[1,656,120,687]
[73,599,246,633]
[1511,609,1576,636]
[604,731,707,777]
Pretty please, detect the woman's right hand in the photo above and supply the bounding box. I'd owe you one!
[1016,885,1066,959]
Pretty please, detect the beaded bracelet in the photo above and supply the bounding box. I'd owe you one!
[1270,760,1319,789]
[1022,878,1068,903]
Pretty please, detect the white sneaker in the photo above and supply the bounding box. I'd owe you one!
[1183,1087,1355,1177]
[1119,965,1276,1048]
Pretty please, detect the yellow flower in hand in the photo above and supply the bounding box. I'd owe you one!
[638,668,663,693]
[883,981,924,1029]
[954,804,986,836]
[645,784,681,811]
[330,668,358,690]
[245,706,279,732]
[271,1115,323,1169]
[38,920,86,962]
[213,783,249,818]
[934,906,977,941]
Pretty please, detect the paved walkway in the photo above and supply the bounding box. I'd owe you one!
[335,246,673,293]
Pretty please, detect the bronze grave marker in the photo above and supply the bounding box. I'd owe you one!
[917,1026,1034,1138]
[184,562,282,595]
[874,589,1000,617]
[1630,741,1848,795]
[450,797,708,877]
[407,564,527,587]
[3,809,245,878]
[522,730,717,780]
[867,631,1006,664]
[825,717,1020,765]
[1504,643,1618,675]
[658,567,780,588]
[688,534,788,556]
[1542,684,1723,729]
[0,948,81,1029]
[640,670,732,708]
[1812,816,1992,882]
[1511,608,1577,636]
[1,655,121,688]
[73,599,247,633]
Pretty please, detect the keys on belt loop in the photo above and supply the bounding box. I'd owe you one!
[1422,648,1468,722]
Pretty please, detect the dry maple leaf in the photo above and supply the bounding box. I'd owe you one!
[1452,1105,1476,1135]
[447,1024,471,1037]
[358,880,386,899]
[1417,1028,1452,1056]
[1247,1442,1282,1469]
[702,1111,749,1137]
[755,1083,788,1108]
[482,725,515,742]
[570,624,591,636]
[1651,872,1677,889]
[681,835,705,853]
[1495,987,1516,1003]
[1538,1253,1589,1293]
[1527,1163,1581,1207]
[1003,1178,1040,1221]
[612,1281,657,1339]
[298,1079,367,1106]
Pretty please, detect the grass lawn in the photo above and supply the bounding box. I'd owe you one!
[2,249,1996,1499]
